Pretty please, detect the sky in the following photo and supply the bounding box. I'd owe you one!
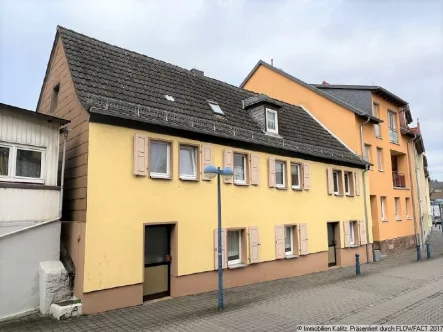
[1,0,442,179]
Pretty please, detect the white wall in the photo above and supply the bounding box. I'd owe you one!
[0,221,61,320]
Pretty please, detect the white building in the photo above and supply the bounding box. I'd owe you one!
[0,103,69,319]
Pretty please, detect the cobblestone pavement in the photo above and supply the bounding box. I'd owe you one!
[2,229,443,331]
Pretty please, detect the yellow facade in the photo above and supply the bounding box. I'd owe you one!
[84,122,369,292]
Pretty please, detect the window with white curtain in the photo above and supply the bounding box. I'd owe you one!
[291,163,301,189]
[284,226,294,255]
[266,109,278,134]
[0,143,44,182]
[349,221,356,245]
[275,161,285,188]
[179,145,196,179]
[344,172,350,195]
[227,230,241,265]
[150,141,170,178]
[234,153,247,184]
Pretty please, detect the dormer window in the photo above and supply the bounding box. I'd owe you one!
[208,101,224,115]
[266,108,278,134]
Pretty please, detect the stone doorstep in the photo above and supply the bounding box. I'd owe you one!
[50,299,82,320]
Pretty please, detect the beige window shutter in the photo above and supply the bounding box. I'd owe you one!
[133,134,148,176]
[299,223,308,255]
[223,149,233,184]
[327,167,333,194]
[249,226,260,263]
[201,145,212,181]
[250,154,260,185]
[269,157,276,188]
[359,220,367,245]
[349,172,355,196]
[343,221,351,248]
[275,225,285,259]
[303,162,310,190]
[214,228,227,269]
[355,172,361,196]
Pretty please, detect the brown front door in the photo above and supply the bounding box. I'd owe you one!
[327,223,337,267]
[143,225,171,301]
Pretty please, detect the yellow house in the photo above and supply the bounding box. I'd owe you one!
[241,60,421,255]
[37,27,370,314]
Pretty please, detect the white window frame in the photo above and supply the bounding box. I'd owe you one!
[344,172,351,196]
[333,170,340,195]
[233,153,247,185]
[227,230,241,266]
[0,142,46,184]
[405,198,410,219]
[349,221,356,245]
[364,144,371,162]
[284,226,294,256]
[275,160,286,188]
[291,163,301,189]
[381,197,387,221]
[388,111,397,130]
[266,108,279,134]
[149,141,171,179]
[395,198,400,220]
[377,148,383,171]
[179,145,197,180]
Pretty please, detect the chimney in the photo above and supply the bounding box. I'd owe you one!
[271,58,274,66]
[190,68,204,76]
[322,81,329,85]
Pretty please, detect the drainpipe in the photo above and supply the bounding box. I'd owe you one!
[59,126,71,218]
[407,135,419,247]
[360,116,371,263]
[413,135,424,246]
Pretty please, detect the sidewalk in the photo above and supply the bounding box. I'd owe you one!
[2,229,443,331]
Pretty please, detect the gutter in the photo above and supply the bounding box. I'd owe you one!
[360,116,372,263]
[59,126,71,217]
[412,135,424,246]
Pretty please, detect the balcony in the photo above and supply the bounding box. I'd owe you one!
[392,171,406,188]
[389,129,398,143]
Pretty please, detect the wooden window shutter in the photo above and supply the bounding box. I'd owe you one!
[133,134,148,176]
[327,167,333,195]
[359,220,367,245]
[303,162,310,190]
[202,145,212,181]
[355,172,361,196]
[269,157,276,188]
[249,226,260,263]
[343,221,351,248]
[214,229,227,269]
[275,225,285,259]
[299,223,308,255]
[349,172,355,197]
[250,154,259,185]
[223,149,233,184]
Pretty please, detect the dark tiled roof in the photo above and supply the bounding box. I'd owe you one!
[240,60,382,124]
[56,26,365,166]
[313,89,373,116]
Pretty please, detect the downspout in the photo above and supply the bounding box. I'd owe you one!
[360,116,371,263]
[413,135,424,246]
[59,126,71,218]
[407,134,419,247]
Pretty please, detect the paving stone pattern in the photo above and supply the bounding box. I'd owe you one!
[2,229,443,331]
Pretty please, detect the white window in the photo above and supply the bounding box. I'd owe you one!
[234,153,247,184]
[375,124,381,138]
[275,161,285,188]
[227,230,241,265]
[150,141,170,178]
[381,197,387,221]
[395,197,401,220]
[179,145,197,179]
[405,198,410,218]
[344,172,351,195]
[349,221,356,245]
[208,101,224,115]
[377,148,383,171]
[0,143,45,183]
[388,111,398,143]
[284,226,294,256]
[291,163,301,189]
[333,170,341,194]
[266,108,278,134]
[364,144,371,162]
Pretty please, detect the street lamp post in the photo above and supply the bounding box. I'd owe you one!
[204,165,233,311]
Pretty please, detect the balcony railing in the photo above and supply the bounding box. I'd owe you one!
[392,171,406,188]
[389,128,398,143]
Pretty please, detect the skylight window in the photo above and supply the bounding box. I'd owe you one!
[208,101,224,115]
[165,95,175,102]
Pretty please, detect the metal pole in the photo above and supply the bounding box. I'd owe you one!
[362,169,370,263]
[355,254,360,275]
[416,245,421,261]
[217,168,224,310]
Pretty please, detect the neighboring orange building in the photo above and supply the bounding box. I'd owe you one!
[241,61,420,254]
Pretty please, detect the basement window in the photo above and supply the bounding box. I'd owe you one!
[208,101,224,115]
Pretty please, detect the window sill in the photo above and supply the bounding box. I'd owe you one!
[345,194,354,197]
[276,186,288,190]
[179,176,198,182]
[291,186,302,191]
[349,244,360,248]
[150,175,173,180]
[334,193,343,197]
[396,218,402,221]
[378,170,384,172]
[0,182,59,190]
[393,187,409,191]
[227,263,247,269]
[0,177,44,184]
[390,141,400,146]
[376,136,383,140]
[234,182,249,186]
[382,219,389,222]
[407,217,413,220]
[285,254,298,259]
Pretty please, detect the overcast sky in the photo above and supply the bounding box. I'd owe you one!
[1,0,442,179]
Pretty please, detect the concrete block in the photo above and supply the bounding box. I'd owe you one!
[50,299,82,320]
[39,261,71,314]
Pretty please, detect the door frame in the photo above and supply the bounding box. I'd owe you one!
[142,222,177,301]
[327,222,339,267]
